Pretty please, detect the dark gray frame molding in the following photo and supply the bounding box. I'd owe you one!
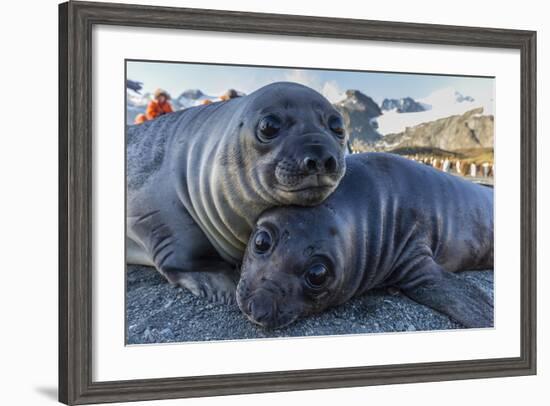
[59,1,537,404]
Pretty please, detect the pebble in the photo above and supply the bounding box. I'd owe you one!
[126,265,491,344]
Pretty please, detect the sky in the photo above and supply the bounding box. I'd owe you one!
[126,60,494,107]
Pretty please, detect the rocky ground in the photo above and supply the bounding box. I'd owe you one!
[126,265,494,344]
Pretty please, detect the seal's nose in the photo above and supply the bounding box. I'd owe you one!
[248,295,276,326]
[301,154,338,175]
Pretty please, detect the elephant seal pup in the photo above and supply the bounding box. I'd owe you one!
[127,82,347,303]
[237,153,494,328]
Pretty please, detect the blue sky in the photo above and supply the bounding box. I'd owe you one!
[126,60,494,105]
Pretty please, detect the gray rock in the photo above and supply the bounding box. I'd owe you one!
[380,107,494,151]
[381,97,427,113]
[334,90,383,145]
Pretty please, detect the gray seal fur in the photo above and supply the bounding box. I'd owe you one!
[126,82,347,303]
[237,153,494,328]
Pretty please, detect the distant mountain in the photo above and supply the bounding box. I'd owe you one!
[377,88,489,135]
[178,89,205,100]
[373,107,493,152]
[381,97,427,113]
[419,88,479,111]
[337,89,382,117]
[175,88,246,109]
[175,89,216,109]
[454,91,475,103]
[127,90,151,106]
[334,90,382,144]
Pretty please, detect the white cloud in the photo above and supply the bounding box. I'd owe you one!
[283,70,344,103]
[321,80,345,103]
[283,69,315,86]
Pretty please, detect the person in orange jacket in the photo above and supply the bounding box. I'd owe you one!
[134,88,173,124]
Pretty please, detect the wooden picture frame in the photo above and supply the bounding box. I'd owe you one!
[59,1,536,404]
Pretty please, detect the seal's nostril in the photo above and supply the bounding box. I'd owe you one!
[324,156,337,173]
[303,157,318,173]
[249,296,274,322]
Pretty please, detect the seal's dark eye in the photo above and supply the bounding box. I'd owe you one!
[328,116,345,138]
[305,263,329,289]
[253,230,272,253]
[258,114,282,141]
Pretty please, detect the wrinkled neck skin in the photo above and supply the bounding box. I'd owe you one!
[172,99,279,265]
[329,202,385,307]
[337,209,419,306]
[326,163,419,307]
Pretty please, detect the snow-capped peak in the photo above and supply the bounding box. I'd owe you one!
[419,87,476,110]
[377,87,492,136]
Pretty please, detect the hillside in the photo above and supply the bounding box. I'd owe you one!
[334,89,382,144]
[372,107,494,151]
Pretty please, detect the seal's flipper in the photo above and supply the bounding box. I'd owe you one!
[126,237,154,267]
[128,206,227,275]
[165,263,239,305]
[128,206,239,305]
[399,258,493,328]
[128,209,190,278]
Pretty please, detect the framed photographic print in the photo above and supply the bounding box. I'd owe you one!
[59,1,536,404]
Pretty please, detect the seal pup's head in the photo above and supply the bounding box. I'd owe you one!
[236,82,347,206]
[237,205,350,329]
